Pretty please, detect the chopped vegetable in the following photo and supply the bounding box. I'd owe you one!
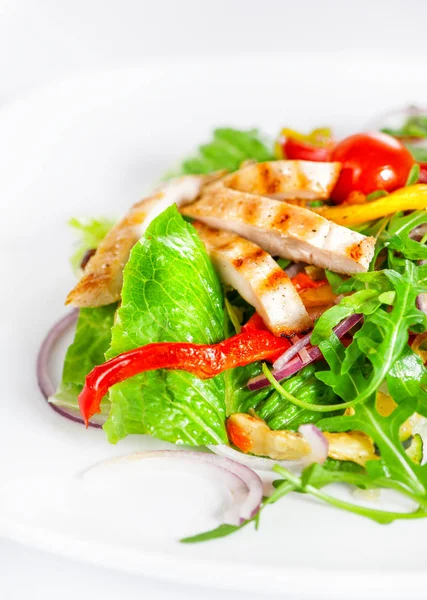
[49,116,427,543]
[278,128,334,162]
[181,128,274,175]
[330,132,414,204]
[314,184,427,226]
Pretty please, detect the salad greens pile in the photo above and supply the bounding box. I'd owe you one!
[104,205,228,445]
[53,123,427,540]
[52,304,116,416]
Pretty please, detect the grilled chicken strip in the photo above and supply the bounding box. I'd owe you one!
[66,174,222,307]
[227,413,377,467]
[182,183,375,274]
[223,160,341,200]
[193,222,311,336]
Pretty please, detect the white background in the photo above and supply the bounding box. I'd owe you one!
[1,1,427,598]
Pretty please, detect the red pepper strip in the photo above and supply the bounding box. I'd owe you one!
[419,163,427,184]
[78,313,291,427]
[291,272,328,293]
[283,137,334,162]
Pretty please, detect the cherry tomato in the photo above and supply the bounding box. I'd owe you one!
[330,132,415,204]
[283,137,333,162]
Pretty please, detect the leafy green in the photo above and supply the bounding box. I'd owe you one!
[382,114,427,139]
[68,217,115,273]
[181,480,297,544]
[366,190,389,202]
[406,163,421,186]
[261,260,427,417]
[319,397,427,500]
[377,210,427,260]
[406,143,427,163]
[103,205,228,445]
[311,287,386,345]
[317,261,426,404]
[274,464,427,524]
[257,364,339,429]
[275,257,291,270]
[51,305,117,415]
[180,128,274,175]
[386,346,427,408]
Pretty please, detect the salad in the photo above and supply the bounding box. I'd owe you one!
[38,108,427,542]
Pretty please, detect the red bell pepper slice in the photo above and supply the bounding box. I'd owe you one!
[283,137,333,162]
[291,272,328,292]
[419,163,427,184]
[78,313,291,427]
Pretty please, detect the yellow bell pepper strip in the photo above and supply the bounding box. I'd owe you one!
[313,184,427,226]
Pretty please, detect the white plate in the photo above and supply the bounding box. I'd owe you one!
[1,55,427,599]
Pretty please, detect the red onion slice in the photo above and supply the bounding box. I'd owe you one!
[248,313,363,391]
[272,331,312,371]
[410,224,427,242]
[209,424,328,473]
[284,262,304,278]
[37,310,104,429]
[83,450,263,525]
[416,293,427,318]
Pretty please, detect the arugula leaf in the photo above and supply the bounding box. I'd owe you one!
[275,464,427,523]
[311,288,385,345]
[405,143,427,163]
[51,305,117,415]
[318,397,427,501]
[382,115,427,139]
[181,128,274,175]
[378,210,427,260]
[103,205,228,445]
[406,163,421,186]
[386,346,427,409]
[69,217,115,273]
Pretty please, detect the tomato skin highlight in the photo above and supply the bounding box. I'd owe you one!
[330,132,415,204]
[78,314,291,426]
[283,137,333,162]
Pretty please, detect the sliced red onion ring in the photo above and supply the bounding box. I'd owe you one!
[285,262,304,278]
[272,331,312,371]
[410,224,427,242]
[37,310,104,429]
[416,293,427,318]
[248,313,363,391]
[208,424,328,473]
[83,450,263,525]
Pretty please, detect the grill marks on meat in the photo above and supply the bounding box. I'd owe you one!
[65,174,222,307]
[194,222,311,336]
[183,182,375,274]
[223,160,341,200]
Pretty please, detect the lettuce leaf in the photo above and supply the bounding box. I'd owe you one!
[103,205,228,445]
[181,128,274,175]
[69,217,115,273]
[51,304,117,415]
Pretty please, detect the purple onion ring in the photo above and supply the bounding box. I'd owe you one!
[37,310,103,429]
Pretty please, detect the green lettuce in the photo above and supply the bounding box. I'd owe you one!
[51,304,117,415]
[103,205,228,445]
[180,128,274,175]
[69,217,115,273]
